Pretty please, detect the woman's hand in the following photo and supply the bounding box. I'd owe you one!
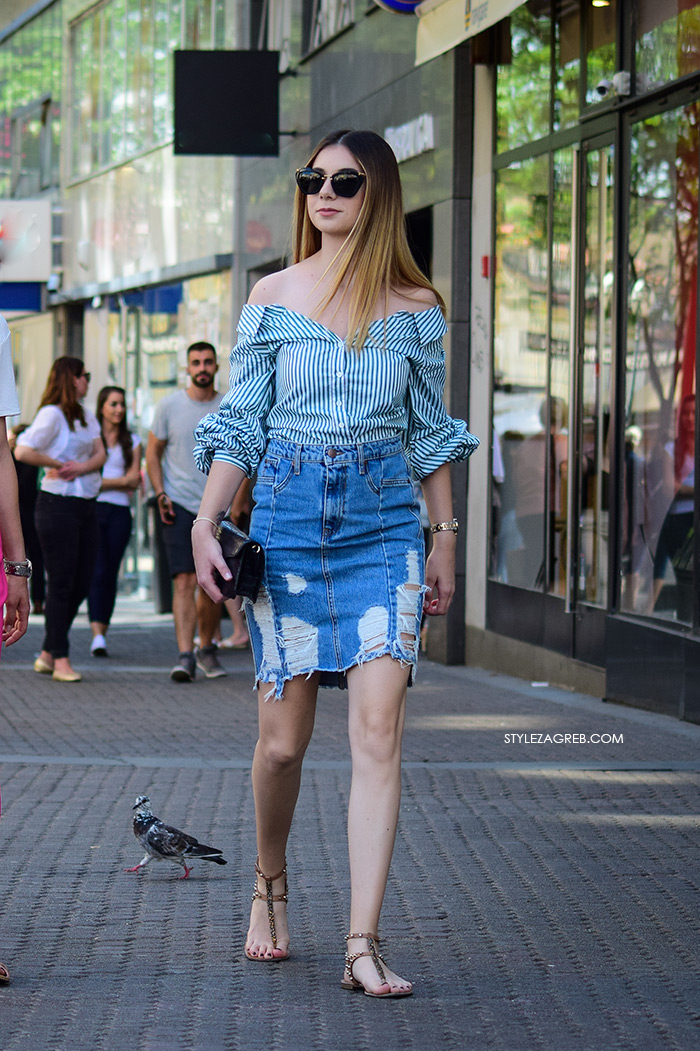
[423,532,456,616]
[53,459,82,481]
[192,521,232,603]
[3,575,29,646]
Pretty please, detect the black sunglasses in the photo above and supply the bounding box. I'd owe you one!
[81,371,91,382]
[295,167,366,198]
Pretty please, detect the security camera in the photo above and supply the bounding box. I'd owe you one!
[595,79,613,97]
[46,273,60,292]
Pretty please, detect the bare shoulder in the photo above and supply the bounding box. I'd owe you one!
[390,285,439,314]
[247,268,293,306]
[248,256,321,311]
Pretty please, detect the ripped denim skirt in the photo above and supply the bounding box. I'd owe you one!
[244,436,427,700]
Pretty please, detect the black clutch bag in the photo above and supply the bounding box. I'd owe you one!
[213,517,265,602]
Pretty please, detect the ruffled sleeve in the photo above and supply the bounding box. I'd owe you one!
[194,304,279,477]
[404,310,480,479]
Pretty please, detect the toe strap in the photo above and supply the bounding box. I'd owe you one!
[344,934,386,984]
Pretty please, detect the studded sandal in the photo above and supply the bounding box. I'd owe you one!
[244,857,289,962]
[341,932,413,998]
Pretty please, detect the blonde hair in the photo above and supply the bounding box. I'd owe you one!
[292,129,445,350]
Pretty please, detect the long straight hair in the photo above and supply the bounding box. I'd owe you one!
[38,356,86,430]
[292,129,445,350]
[96,386,134,470]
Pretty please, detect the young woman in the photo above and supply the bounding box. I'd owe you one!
[192,130,479,997]
[88,386,142,656]
[15,357,105,682]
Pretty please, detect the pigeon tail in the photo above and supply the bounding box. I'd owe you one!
[183,842,227,865]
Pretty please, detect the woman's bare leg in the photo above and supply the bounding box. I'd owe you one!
[246,673,319,960]
[345,655,412,995]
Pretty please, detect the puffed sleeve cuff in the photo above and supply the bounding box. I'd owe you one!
[405,327,480,479]
[193,305,277,477]
[407,419,480,480]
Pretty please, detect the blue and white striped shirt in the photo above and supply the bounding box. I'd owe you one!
[194,303,479,480]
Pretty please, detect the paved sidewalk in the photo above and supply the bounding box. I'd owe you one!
[1,598,699,1051]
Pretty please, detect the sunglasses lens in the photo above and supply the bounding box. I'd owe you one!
[331,172,364,198]
[296,168,323,195]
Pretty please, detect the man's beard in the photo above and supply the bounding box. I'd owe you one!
[191,372,213,388]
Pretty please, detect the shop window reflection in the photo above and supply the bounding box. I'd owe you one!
[621,104,697,623]
[636,0,700,91]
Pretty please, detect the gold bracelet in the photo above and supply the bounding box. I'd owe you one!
[192,516,220,532]
[430,519,459,535]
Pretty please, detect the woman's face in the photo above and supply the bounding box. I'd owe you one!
[306,144,366,238]
[102,392,126,426]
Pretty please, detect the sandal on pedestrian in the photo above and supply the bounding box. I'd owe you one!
[0,962,10,985]
[341,933,413,998]
[244,857,289,962]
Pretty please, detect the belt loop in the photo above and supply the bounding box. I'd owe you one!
[357,441,365,474]
[293,444,302,474]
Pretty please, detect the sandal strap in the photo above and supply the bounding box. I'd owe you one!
[252,856,288,949]
[344,933,386,984]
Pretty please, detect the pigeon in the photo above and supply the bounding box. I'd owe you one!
[124,795,227,879]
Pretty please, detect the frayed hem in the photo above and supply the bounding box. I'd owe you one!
[254,667,317,702]
[253,645,418,701]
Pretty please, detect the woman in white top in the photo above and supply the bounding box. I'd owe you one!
[15,357,106,682]
[88,386,141,656]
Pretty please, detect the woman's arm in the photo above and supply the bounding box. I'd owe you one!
[51,438,107,481]
[13,445,63,471]
[191,460,248,602]
[0,423,29,645]
[419,463,457,617]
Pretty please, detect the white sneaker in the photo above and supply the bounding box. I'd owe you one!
[91,634,108,657]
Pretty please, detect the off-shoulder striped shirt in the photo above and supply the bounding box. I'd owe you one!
[194,303,479,480]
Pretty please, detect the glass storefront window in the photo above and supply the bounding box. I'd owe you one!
[548,149,574,597]
[554,0,580,131]
[636,1,700,91]
[578,143,614,607]
[69,0,227,180]
[497,4,551,152]
[585,0,617,106]
[493,155,551,588]
[0,1,62,198]
[620,103,698,624]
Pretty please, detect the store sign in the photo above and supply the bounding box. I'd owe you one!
[416,0,526,66]
[0,199,52,282]
[384,115,435,163]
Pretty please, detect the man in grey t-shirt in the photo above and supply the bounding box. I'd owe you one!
[146,342,225,682]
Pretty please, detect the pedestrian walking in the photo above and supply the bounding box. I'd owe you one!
[145,341,226,681]
[15,357,105,683]
[0,314,31,988]
[88,386,142,657]
[192,129,479,996]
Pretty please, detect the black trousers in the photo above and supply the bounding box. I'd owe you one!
[35,492,98,658]
[87,503,133,626]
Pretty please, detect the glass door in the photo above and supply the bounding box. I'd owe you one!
[569,139,615,614]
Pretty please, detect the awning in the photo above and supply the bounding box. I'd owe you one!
[415,0,525,66]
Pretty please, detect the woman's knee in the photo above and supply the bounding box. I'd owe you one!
[350,710,403,766]
[256,732,310,773]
